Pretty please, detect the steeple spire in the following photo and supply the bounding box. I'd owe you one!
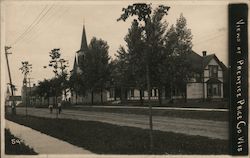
[80,23,88,51]
[72,22,88,75]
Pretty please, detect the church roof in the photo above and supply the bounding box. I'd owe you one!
[79,24,88,52]
[72,24,89,74]
[72,56,78,74]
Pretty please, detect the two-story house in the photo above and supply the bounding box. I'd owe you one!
[186,51,227,101]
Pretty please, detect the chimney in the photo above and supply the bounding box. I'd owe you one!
[202,51,207,56]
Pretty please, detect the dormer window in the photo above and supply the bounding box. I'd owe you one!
[208,65,218,78]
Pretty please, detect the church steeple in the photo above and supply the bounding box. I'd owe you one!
[72,23,88,75]
[80,24,88,51]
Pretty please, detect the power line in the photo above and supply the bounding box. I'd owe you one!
[20,5,60,44]
[194,32,226,46]
[194,28,225,42]
[11,5,49,46]
[11,5,55,46]
[25,6,69,44]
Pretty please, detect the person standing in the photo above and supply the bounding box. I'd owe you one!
[58,102,62,114]
[49,104,53,113]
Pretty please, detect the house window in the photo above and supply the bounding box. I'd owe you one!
[131,89,134,97]
[209,65,218,78]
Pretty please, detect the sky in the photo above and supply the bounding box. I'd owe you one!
[2,0,229,95]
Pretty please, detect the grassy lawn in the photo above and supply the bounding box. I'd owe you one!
[68,106,229,121]
[6,114,229,155]
[111,100,229,109]
[5,129,37,155]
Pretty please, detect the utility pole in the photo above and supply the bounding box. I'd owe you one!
[22,78,27,117]
[27,77,33,106]
[5,46,16,115]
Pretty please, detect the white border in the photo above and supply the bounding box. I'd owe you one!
[1,0,249,158]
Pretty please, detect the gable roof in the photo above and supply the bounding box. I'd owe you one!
[187,51,203,72]
[206,78,222,83]
[202,54,214,68]
[187,51,227,73]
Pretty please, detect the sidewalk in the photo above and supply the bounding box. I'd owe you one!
[5,120,93,155]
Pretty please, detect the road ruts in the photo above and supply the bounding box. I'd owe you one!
[13,107,228,140]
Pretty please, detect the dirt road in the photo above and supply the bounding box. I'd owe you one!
[13,107,228,140]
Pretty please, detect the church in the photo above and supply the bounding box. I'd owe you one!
[69,25,108,104]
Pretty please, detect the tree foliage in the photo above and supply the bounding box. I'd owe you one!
[163,14,193,97]
[48,48,69,100]
[116,3,193,102]
[78,37,111,104]
[116,3,170,105]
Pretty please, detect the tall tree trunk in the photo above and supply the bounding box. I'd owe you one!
[64,90,67,101]
[139,89,144,105]
[47,97,49,107]
[100,88,103,104]
[55,95,58,118]
[114,88,117,101]
[184,85,187,103]
[124,88,128,102]
[75,92,78,105]
[170,83,174,104]
[120,87,124,104]
[91,90,94,105]
[158,87,162,105]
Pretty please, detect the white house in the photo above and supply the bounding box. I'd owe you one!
[186,51,226,100]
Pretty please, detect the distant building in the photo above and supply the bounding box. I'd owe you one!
[21,83,55,107]
[5,85,22,106]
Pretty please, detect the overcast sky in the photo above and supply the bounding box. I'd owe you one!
[2,1,229,95]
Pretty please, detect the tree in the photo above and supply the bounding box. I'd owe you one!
[80,37,110,104]
[36,79,52,106]
[118,4,169,105]
[19,61,32,117]
[111,20,145,104]
[118,3,170,153]
[124,20,146,104]
[163,14,193,101]
[47,48,69,102]
[69,71,86,105]
[112,46,137,103]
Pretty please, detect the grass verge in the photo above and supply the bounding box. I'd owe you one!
[6,114,228,155]
[5,129,37,155]
[68,106,228,121]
